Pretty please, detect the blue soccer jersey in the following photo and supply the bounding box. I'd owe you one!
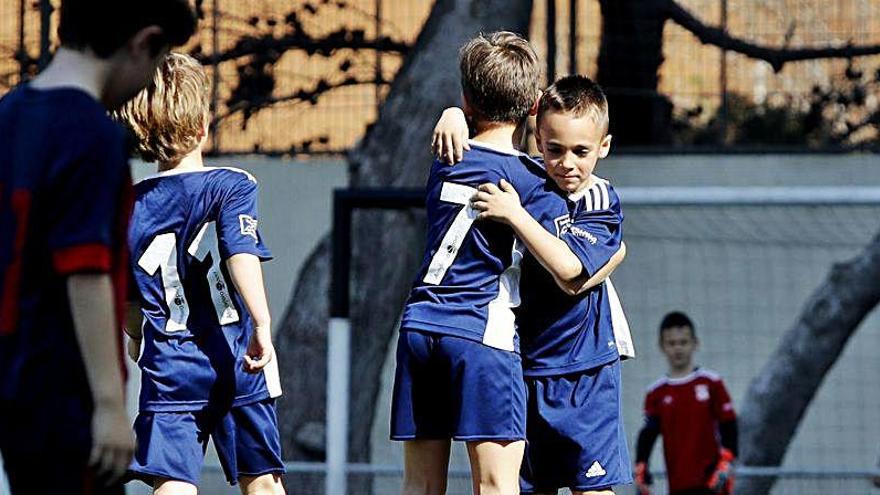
[0,86,132,403]
[129,167,280,412]
[517,177,624,376]
[400,141,548,352]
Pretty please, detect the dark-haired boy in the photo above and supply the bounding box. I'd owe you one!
[0,1,196,493]
[634,312,738,495]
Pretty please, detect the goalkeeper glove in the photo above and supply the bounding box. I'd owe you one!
[634,462,652,495]
[707,447,736,494]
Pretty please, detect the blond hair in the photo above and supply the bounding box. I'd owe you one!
[116,52,210,163]
[459,31,542,125]
[537,75,610,134]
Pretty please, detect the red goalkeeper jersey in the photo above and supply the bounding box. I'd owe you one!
[644,368,736,492]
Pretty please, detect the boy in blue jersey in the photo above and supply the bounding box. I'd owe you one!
[434,76,633,494]
[392,33,625,495]
[0,2,195,494]
[117,53,285,495]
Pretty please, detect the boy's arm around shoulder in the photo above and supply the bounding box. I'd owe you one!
[471,180,591,294]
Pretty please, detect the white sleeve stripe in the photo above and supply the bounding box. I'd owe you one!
[588,184,600,211]
[598,181,610,210]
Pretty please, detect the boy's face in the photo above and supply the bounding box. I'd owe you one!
[536,108,611,194]
[660,326,697,369]
[104,26,168,110]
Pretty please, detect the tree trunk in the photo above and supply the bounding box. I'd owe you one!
[736,231,880,494]
[274,1,534,492]
[596,0,672,145]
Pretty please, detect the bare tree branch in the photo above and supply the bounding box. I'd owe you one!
[667,0,880,72]
[194,27,409,67]
[214,74,385,127]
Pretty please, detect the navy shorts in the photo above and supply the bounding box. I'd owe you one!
[0,392,124,495]
[128,398,284,486]
[391,329,526,441]
[521,359,633,493]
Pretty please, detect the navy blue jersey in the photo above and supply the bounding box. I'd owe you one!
[129,167,280,412]
[400,141,549,352]
[0,86,132,403]
[517,177,624,376]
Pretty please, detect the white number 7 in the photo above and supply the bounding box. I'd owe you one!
[138,221,239,332]
[423,183,479,285]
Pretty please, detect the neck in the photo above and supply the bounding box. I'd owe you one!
[668,364,694,378]
[30,48,109,103]
[158,145,205,172]
[472,121,520,152]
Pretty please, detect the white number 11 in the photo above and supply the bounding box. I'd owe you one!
[138,221,239,332]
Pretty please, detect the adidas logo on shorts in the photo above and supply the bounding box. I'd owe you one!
[585,461,606,478]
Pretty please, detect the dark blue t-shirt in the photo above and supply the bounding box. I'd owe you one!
[517,177,624,375]
[400,141,548,352]
[0,85,131,404]
[129,167,279,412]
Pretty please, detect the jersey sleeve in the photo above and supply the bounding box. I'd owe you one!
[217,174,272,261]
[47,130,127,275]
[509,155,549,207]
[712,378,737,422]
[562,181,623,277]
[644,387,659,418]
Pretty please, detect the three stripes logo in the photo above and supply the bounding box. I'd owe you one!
[585,461,606,478]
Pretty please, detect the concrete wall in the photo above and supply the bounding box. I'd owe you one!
[5,154,869,494]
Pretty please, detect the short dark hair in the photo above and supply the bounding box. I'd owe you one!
[537,75,609,133]
[659,311,696,338]
[459,31,542,125]
[58,0,197,58]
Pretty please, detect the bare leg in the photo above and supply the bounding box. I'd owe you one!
[466,440,525,495]
[153,478,198,495]
[239,472,286,494]
[402,439,452,495]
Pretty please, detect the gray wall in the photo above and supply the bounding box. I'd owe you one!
[6,155,867,494]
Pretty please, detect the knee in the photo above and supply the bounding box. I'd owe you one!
[401,475,447,495]
[239,473,285,495]
[477,474,520,495]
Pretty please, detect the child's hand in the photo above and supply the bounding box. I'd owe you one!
[431,107,470,164]
[243,326,275,373]
[471,179,524,225]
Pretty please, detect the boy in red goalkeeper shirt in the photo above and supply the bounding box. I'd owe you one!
[634,312,738,495]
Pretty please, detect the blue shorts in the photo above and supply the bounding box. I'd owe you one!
[521,359,633,493]
[0,392,124,495]
[391,329,526,441]
[128,399,284,486]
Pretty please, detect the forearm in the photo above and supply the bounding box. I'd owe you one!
[226,253,271,331]
[124,301,143,339]
[558,242,626,295]
[636,419,661,464]
[68,274,125,406]
[508,208,584,283]
[719,419,739,456]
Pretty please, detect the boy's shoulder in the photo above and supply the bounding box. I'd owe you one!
[137,166,256,186]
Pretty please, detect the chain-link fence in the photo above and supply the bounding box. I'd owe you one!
[2,0,879,153]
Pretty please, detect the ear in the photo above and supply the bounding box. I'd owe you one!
[598,133,612,159]
[461,92,474,120]
[128,25,166,59]
[529,91,542,117]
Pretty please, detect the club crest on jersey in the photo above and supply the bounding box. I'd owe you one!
[554,215,571,237]
[553,214,597,244]
[239,214,258,240]
[695,383,710,402]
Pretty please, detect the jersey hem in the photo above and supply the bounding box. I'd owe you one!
[400,321,520,354]
[522,351,619,377]
[139,390,271,412]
